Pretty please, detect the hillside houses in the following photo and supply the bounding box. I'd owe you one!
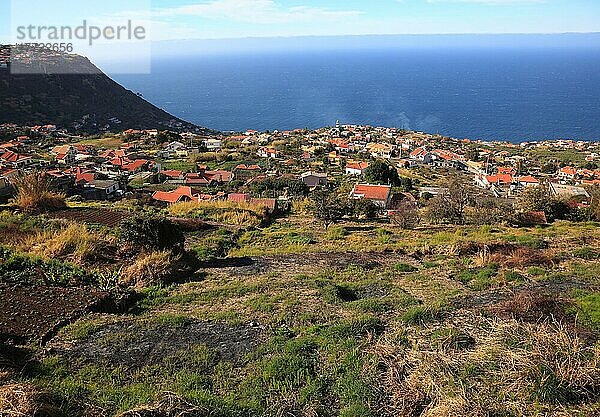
[300,172,328,188]
[350,184,393,209]
[0,121,598,209]
[0,150,33,168]
[346,161,369,176]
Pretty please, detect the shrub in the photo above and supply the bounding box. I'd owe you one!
[402,305,443,325]
[326,226,348,241]
[571,292,600,330]
[121,251,179,287]
[394,263,418,273]
[0,246,90,286]
[168,201,268,227]
[30,223,107,264]
[120,214,184,252]
[572,247,600,260]
[12,172,66,213]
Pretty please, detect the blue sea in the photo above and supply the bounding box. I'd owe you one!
[113,43,600,142]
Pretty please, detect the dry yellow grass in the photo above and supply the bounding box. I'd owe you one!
[374,311,600,416]
[168,200,268,226]
[12,173,66,213]
[0,383,61,417]
[121,251,179,287]
[25,223,108,264]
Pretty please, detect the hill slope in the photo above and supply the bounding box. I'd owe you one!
[0,46,205,133]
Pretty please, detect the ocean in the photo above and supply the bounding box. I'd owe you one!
[112,45,600,142]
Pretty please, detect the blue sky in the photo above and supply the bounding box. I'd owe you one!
[1,0,600,42]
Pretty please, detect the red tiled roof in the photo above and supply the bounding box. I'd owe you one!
[161,170,184,178]
[228,193,251,203]
[560,166,576,176]
[498,166,517,175]
[235,164,261,171]
[410,147,428,158]
[347,162,369,170]
[518,175,539,184]
[121,159,149,171]
[0,151,29,163]
[152,186,195,204]
[352,184,392,201]
[486,174,513,185]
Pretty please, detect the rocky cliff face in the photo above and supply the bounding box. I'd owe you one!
[0,46,206,133]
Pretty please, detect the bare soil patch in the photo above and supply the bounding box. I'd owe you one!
[0,285,109,344]
[206,251,417,276]
[47,208,132,227]
[50,319,263,369]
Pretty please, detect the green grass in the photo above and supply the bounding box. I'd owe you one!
[571,291,600,329]
[572,246,600,260]
[401,305,444,325]
[457,264,499,291]
[394,263,418,273]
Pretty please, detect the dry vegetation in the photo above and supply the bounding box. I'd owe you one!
[168,200,269,227]
[121,251,180,288]
[375,313,600,416]
[11,173,66,214]
[1,208,599,417]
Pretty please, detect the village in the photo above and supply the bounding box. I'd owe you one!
[2,120,600,417]
[1,121,598,222]
[0,122,600,218]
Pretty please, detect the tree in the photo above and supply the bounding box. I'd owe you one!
[309,190,346,230]
[426,178,471,224]
[541,162,558,174]
[155,130,182,144]
[471,197,514,225]
[390,200,420,229]
[364,160,401,186]
[465,148,480,162]
[516,183,572,222]
[353,198,381,220]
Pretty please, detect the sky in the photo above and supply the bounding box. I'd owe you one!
[1,0,600,43]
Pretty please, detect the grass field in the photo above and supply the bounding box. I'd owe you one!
[1,211,599,416]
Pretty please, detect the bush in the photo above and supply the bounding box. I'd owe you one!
[0,246,90,286]
[394,263,418,273]
[12,172,66,213]
[572,247,600,260]
[120,214,184,252]
[168,201,268,227]
[121,251,179,287]
[30,223,107,264]
[326,226,348,241]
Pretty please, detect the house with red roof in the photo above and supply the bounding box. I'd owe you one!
[0,150,32,168]
[257,147,280,159]
[99,149,127,160]
[152,186,199,204]
[350,184,392,209]
[233,164,262,181]
[498,166,517,176]
[184,169,233,187]
[345,161,369,176]
[160,170,186,184]
[409,147,434,164]
[228,193,251,203]
[517,176,539,188]
[558,166,576,182]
